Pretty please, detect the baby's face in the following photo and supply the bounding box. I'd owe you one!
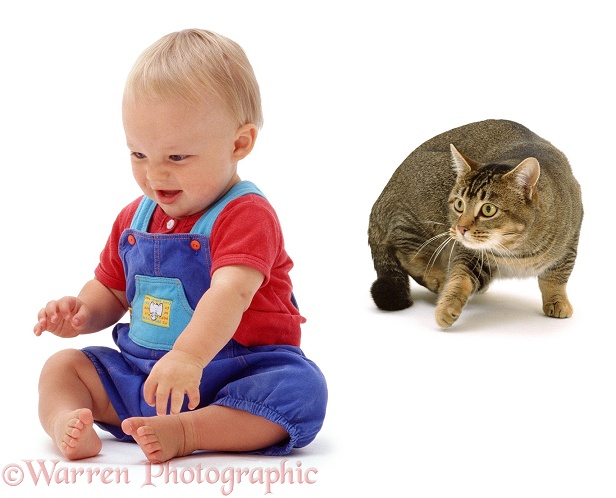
[123,95,249,219]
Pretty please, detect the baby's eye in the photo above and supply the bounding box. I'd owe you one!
[132,152,146,159]
[169,155,187,162]
[481,203,498,217]
[453,198,465,213]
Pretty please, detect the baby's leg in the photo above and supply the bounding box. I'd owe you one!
[38,349,120,460]
[122,405,288,463]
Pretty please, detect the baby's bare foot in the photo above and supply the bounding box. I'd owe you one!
[53,408,102,460]
[122,415,192,463]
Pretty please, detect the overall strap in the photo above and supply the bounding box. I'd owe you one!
[191,181,265,236]
[130,196,158,231]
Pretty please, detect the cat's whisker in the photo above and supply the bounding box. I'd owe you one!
[422,220,448,226]
[469,249,484,277]
[447,240,457,270]
[481,249,492,279]
[489,250,498,278]
[411,231,450,260]
[488,239,517,258]
[493,242,522,272]
[487,248,502,277]
[425,236,454,277]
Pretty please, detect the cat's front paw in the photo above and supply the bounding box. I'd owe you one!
[543,298,573,318]
[538,280,573,319]
[435,297,464,328]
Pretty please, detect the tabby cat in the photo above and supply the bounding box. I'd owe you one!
[368,119,583,328]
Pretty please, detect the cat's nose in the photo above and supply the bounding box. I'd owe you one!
[457,225,470,235]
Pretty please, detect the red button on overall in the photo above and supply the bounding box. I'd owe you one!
[190,240,201,250]
[128,234,136,245]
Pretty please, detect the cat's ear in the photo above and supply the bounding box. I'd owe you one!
[504,157,540,200]
[450,144,479,177]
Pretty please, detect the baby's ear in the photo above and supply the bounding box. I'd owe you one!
[503,157,540,200]
[450,144,479,178]
[233,124,258,161]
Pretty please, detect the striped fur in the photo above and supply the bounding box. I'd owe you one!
[368,119,583,328]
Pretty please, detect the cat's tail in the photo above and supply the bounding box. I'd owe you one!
[371,276,412,311]
[369,244,413,311]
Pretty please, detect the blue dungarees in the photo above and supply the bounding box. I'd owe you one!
[82,181,327,455]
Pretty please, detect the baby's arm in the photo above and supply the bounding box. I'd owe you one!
[34,278,128,338]
[143,264,264,415]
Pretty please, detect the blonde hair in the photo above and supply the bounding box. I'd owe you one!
[124,29,263,128]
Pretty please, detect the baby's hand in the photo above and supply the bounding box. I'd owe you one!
[34,297,90,338]
[143,350,204,416]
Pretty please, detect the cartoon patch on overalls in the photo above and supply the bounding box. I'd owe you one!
[141,294,172,328]
[149,301,163,321]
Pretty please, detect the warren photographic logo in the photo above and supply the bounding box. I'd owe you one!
[2,459,318,495]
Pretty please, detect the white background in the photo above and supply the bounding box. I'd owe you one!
[1,1,614,497]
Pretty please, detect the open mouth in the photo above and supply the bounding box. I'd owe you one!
[156,190,182,204]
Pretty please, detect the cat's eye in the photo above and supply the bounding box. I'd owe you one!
[481,203,497,217]
[453,198,465,213]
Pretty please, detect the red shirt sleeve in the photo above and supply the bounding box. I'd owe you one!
[210,195,284,285]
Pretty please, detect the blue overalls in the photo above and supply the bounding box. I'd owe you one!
[82,181,327,455]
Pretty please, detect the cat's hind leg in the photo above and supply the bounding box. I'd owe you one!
[399,251,447,294]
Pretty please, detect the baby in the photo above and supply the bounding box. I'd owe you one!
[34,29,327,464]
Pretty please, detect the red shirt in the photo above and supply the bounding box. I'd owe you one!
[95,194,304,347]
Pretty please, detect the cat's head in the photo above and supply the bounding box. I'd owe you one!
[447,144,540,253]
